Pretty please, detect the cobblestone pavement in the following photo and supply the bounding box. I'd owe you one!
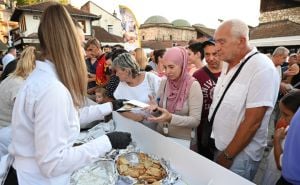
[253,117,276,185]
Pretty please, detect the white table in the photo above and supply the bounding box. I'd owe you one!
[113,112,255,185]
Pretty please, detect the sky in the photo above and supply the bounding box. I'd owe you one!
[70,0,261,28]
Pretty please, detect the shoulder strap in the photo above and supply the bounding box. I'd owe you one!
[203,66,218,83]
[209,52,259,125]
[293,81,300,89]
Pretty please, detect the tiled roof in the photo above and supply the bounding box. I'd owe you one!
[250,20,300,40]
[11,2,99,21]
[92,26,124,43]
[141,40,188,50]
[192,25,215,37]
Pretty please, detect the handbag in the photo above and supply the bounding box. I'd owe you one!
[206,52,259,144]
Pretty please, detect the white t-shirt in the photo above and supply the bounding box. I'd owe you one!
[210,48,280,161]
[114,72,161,103]
[9,60,113,185]
[2,53,15,70]
[0,75,24,128]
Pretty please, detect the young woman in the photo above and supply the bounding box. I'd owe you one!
[5,4,130,185]
[146,47,203,149]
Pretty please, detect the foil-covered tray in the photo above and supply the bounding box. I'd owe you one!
[70,159,118,185]
[115,152,180,185]
[72,121,180,185]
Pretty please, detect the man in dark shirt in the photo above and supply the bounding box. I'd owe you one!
[193,40,222,160]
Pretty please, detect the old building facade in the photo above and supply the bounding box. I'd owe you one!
[81,1,123,37]
[9,2,99,49]
[250,0,300,53]
[139,15,214,49]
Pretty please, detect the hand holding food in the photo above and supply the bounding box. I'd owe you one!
[146,106,172,123]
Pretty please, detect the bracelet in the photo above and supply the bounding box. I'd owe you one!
[223,150,234,161]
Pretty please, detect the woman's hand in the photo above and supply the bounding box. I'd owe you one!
[148,95,158,106]
[121,112,145,122]
[143,95,159,115]
[145,106,172,123]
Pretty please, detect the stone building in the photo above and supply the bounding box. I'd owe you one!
[81,1,123,37]
[9,1,99,49]
[250,0,300,53]
[139,15,214,49]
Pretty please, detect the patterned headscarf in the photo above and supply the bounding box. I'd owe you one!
[160,47,195,113]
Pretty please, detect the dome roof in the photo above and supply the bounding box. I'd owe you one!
[194,23,206,27]
[172,19,191,27]
[144,15,170,24]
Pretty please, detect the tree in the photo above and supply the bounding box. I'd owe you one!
[16,0,41,6]
[16,0,69,6]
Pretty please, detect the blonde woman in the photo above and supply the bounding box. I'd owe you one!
[0,46,36,158]
[133,47,152,71]
[5,4,130,185]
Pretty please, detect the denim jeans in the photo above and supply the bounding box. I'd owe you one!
[215,150,260,181]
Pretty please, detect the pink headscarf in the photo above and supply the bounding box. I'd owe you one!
[160,47,196,113]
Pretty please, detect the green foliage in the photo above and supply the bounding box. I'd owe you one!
[16,0,41,6]
[16,0,69,6]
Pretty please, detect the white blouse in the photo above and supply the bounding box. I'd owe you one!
[114,72,161,103]
[9,60,112,185]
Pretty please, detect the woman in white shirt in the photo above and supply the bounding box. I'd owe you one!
[5,4,131,185]
[0,47,36,158]
[112,53,161,128]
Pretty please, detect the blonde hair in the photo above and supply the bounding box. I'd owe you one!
[134,48,147,70]
[38,3,87,107]
[12,46,36,79]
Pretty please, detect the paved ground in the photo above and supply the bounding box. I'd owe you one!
[253,116,276,185]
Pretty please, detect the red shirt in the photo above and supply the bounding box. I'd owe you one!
[95,54,108,86]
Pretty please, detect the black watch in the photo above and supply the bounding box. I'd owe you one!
[223,151,234,161]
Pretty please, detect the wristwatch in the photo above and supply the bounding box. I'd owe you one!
[223,150,234,161]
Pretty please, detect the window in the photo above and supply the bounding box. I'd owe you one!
[33,15,40,20]
[142,35,145,40]
[107,25,113,34]
[170,35,172,40]
[78,20,86,33]
[20,16,26,32]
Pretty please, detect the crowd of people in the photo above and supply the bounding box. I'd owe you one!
[0,3,299,185]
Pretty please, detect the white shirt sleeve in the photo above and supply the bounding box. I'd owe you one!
[33,86,112,177]
[246,66,279,109]
[79,103,112,127]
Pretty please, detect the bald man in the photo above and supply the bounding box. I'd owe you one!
[210,19,280,180]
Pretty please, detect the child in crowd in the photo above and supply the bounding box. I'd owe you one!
[95,86,111,104]
[261,90,300,185]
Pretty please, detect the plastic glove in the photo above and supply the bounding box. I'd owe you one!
[111,99,128,111]
[106,131,132,149]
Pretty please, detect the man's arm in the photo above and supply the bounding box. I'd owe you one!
[216,106,268,168]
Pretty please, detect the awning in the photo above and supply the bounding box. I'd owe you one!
[250,35,300,47]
